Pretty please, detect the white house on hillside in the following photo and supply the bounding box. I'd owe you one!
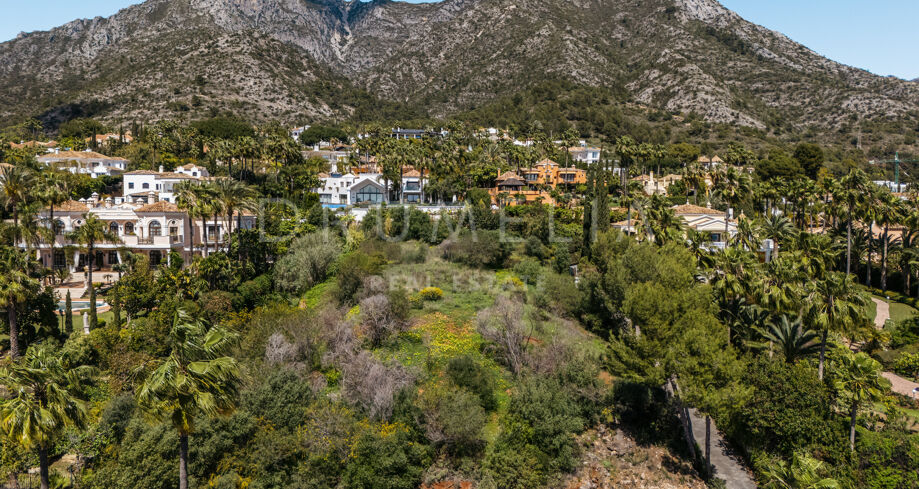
[123,165,211,204]
[314,172,429,206]
[37,150,129,178]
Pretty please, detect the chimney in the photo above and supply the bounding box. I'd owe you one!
[149,191,158,203]
[159,165,164,173]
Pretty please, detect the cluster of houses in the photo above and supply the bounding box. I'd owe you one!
[30,162,247,275]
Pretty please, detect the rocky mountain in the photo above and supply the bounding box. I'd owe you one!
[1,0,917,132]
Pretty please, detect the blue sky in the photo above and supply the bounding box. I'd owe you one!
[1,0,917,80]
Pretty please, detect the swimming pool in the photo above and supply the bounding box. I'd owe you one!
[56,301,106,312]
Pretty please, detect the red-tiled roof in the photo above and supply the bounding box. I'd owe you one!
[55,200,89,212]
[672,204,724,216]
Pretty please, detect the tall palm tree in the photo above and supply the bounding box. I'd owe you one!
[137,310,240,489]
[760,214,794,259]
[0,165,35,246]
[614,136,637,193]
[838,169,870,276]
[174,179,201,256]
[0,247,37,360]
[751,315,821,363]
[712,166,752,236]
[807,272,868,380]
[213,177,257,235]
[68,214,119,329]
[876,190,903,291]
[0,344,93,489]
[731,216,761,252]
[831,351,888,451]
[36,171,69,262]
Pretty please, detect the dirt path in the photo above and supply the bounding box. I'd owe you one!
[870,299,919,398]
[872,297,889,329]
[883,372,919,398]
[687,408,756,489]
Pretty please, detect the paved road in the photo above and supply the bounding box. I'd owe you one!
[687,408,756,489]
[872,297,889,329]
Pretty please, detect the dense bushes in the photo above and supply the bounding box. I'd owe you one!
[446,355,498,411]
[275,232,342,294]
[441,230,511,269]
[728,358,846,458]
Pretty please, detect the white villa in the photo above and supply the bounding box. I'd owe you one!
[34,197,254,273]
[37,150,129,178]
[569,146,602,165]
[315,172,427,206]
[123,165,211,203]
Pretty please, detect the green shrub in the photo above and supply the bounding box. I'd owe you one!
[440,230,510,269]
[728,357,845,457]
[531,272,581,318]
[420,388,487,456]
[893,352,919,380]
[446,355,498,411]
[524,236,547,260]
[341,423,431,489]
[275,232,342,294]
[501,375,585,474]
[335,252,386,305]
[512,257,542,285]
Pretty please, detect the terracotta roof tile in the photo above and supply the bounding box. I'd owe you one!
[38,150,123,161]
[671,204,724,216]
[55,200,89,212]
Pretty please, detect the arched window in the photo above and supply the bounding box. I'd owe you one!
[124,222,135,235]
[109,221,119,234]
[53,220,64,235]
[149,221,162,236]
[142,182,150,189]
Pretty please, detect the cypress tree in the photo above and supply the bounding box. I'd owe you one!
[111,289,122,328]
[64,290,73,333]
[89,286,97,330]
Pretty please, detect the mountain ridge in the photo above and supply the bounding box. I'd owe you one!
[1,0,917,137]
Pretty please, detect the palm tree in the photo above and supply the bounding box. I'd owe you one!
[731,216,761,252]
[751,315,821,363]
[760,214,794,258]
[0,165,35,245]
[876,190,903,291]
[831,351,889,451]
[757,452,839,489]
[807,272,868,380]
[213,177,257,235]
[0,247,37,359]
[137,310,240,489]
[712,166,753,237]
[614,136,637,193]
[838,169,870,276]
[36,171,69,261]
[68,214,119,329]
[0,344,94,489]
[174,180,201,255]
